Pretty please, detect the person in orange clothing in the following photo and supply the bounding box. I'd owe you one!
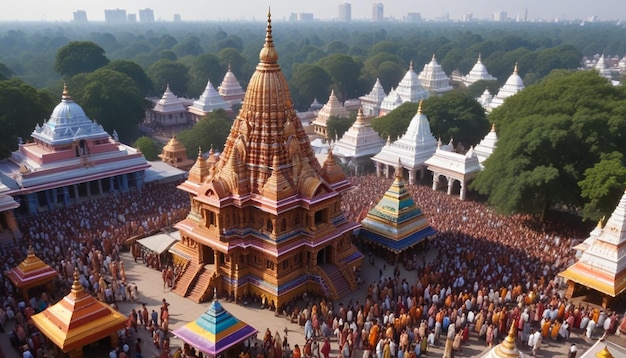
[551,320,561,340]
[292,344,301,358]
[541,319,551,338]
[369,321,379,349]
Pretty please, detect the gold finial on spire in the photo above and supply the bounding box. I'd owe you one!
[490,122,495,132]
[259,8,278,63]
[355,107,365,124]
[213,286,218,301]
[197,146,203,158]
[417,99,423,114]
[71,268,84,294]
[432,53,436,61]
[478,53,482,61]
[28,244,34,256]
[228,63,232,72]
[62,83,71,100]
[499,322,517,351]
[513,62,519,74]
[395,158,403,180]
[409,60,413,71]
[598,215,606,228]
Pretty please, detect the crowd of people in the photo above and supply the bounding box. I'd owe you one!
[246,173,622,357]
[0,180,189,357]
[0,168,624,357]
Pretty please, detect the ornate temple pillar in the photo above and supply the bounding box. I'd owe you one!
[62,186,70,207]
[420,167,425,180]
[408,168,414,184]
[460,181,466,201]
[45,189,54,210]
[385,164,390,179]
[122,174,129,192]
[86,181,92,198]
[432,174,439,191]
[375,162,381,177]
[26,193,38,215]
[98,179,103,195]
[447,178,454,195]
[214,250,219,271]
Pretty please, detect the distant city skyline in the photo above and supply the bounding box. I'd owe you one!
[2,0,625,22]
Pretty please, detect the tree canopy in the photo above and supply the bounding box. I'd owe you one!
[422,90,490,148]
[471,71,626,222]
[105,60,154,96]
[176,109,232,157]
[0,79,54,158]
[147,59,190,97]
[289,64,331,110]
[70,68,147,142]
[133,136,161,161]
[327,113,356,142]
[55,41,109,78]
[371,102,418,141]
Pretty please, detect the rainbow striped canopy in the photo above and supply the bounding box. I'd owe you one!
[173,299,257,356]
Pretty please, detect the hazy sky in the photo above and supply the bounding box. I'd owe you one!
[2,0,624,22]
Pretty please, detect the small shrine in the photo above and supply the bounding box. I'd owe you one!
[359,160,436,258]
[218,64,245,106]
[359,78,387,117]
[488,63,525,111]
[5,246,58,301]
[159,135,194,171]
[31,270,127,358]
[379,61,428,116]
[477,88,493,111]
[172,291,257,357]
[372,101,438,184]
[418,54,453,94]
[424,143,481,200]
[560,190,626,306]
[188,79,232,122]
[332,108,385,175]
[463,54,497,87]
[474,123,498,168]
[595,55,612,80]
[311,89,350,140]
[145,84,190,126]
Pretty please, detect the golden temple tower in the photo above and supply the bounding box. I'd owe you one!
[171,11,363,306]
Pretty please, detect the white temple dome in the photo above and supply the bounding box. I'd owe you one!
[49,87,89,125]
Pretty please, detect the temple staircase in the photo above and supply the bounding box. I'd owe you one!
[187,266,215,303]
[172,261,202,297]
[320,264,352,300]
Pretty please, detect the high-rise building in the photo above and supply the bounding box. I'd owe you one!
[173,14,182,22]
[127,14,137,23]
[404,12,421,23]
[493,11,508,22]
[338,3,351,22]
[104,9,127,24]
[138,8,155,23]
[372,3,384,22]
[73,10,88,23]
[297,13,314,22]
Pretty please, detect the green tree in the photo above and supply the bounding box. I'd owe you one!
[189,54,224,98]
[177,109,232,156]
[217,48,246,76]
[327,113,356,141]
[0,79,54,158]
[465,80,500,99]
[147,60,190,96]
[423,90,489,148]
[133,136,161,161]
[471,71,626,222]
[289,64,331,110]
[105,60,154,96]
[372,102,419,141]
[0,63,12,80]
[71,69,147,142]
[316,54,363,101]
[578,152,626,222]
[55,41,109,78]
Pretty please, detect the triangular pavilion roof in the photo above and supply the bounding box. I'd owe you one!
[418,54,453,94]
[172,295,257,356]
[31,270,127,352]
[5,246,58,290]
[333,108,385,160]
[560,190,626,297]
[360,160,436,253]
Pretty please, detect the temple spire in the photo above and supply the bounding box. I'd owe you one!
[259,8,278,63]
[409,60,413,71]
[417,99,423,114]
[513,62,519,74]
